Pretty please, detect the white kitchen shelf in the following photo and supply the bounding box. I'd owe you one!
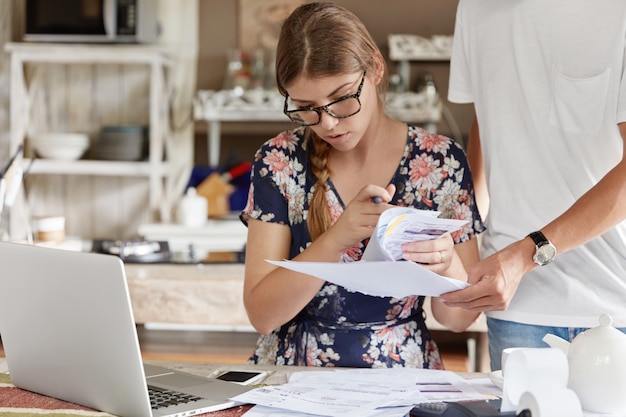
[6,42,174,228]
[194,89,442,167]
[24,158,172,177]
[138,220,248,254]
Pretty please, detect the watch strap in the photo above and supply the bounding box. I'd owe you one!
[527,231,549,247]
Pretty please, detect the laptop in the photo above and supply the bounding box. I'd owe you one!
[0,241,253,417]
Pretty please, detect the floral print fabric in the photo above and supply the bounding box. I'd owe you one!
[241,125,485,368]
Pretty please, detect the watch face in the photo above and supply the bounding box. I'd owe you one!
[535,244,557,265]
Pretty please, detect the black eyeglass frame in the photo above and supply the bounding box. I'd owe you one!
[283,71,367,126]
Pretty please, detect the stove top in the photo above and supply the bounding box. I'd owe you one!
[92,239,171,263]
[91,239,244,264]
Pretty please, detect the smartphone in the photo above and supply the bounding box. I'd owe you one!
[410,400,516,417]
[216,370,267,385]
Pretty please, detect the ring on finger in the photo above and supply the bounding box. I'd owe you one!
[439,251,444,263]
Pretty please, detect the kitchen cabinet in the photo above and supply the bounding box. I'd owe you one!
[6,42,175,238]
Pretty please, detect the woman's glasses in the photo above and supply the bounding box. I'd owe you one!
[283,71,366,126]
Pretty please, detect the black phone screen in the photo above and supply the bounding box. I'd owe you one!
[216,371,264,383]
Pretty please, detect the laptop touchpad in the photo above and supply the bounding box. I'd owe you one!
[148,373,211,388]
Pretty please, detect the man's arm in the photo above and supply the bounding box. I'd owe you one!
[441,122,626,311]
[466,115,489,219]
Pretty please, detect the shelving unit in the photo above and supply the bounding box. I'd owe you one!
[194,89,442,167]
[6,42,174,236]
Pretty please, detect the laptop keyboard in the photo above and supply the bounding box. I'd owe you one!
[148,385,204,409]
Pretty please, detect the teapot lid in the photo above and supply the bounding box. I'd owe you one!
[580,314,626,341]
[599,314,612,327]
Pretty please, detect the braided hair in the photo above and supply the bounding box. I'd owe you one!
[275,2,388,240]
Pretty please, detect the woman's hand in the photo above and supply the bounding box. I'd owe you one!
[323,184,396,252]
[401,234,455,275]
[429,237,482,333]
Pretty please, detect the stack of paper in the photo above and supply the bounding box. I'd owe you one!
[231,368,489,417]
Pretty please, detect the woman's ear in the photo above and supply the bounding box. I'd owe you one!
[372,54,386,85]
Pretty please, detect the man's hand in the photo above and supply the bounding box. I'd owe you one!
[440,239,536,311]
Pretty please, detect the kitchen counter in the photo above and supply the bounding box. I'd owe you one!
[125,262,253,331]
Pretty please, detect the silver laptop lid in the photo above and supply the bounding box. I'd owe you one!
[0,242,153,417]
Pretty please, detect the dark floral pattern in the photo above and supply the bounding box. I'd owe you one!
[241,125,485,368]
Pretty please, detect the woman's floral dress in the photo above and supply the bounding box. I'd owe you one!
[241,125,485,368]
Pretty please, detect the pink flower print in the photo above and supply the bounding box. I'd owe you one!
[243,185,255,212]
[342,245,362,262]
[419,131,450,154]
[409,154,443,192]
[263,149,293,178]
[269,131,298,152]
[451,203,473,241]
[385,295,418,321]
[327,192,344,223]
[377,325,410,363]
[398,295,418,319]
[425,339,444,369]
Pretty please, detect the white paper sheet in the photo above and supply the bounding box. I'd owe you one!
[233,368,487,417]
[267,259,468,297]
[242,404,414,417]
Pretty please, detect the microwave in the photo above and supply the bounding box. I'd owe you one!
[24,0,160,43]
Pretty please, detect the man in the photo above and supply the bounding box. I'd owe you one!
[443,0,626,371]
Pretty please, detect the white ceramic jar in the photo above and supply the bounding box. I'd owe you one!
[176,187,208,227]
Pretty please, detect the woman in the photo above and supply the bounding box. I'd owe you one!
[241,2,485,368]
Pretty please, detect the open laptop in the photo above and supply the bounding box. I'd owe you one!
[0,241,253,417]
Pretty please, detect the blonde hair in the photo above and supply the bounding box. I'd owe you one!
[276,2,388,240]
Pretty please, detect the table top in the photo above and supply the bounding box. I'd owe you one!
[0,358,486,416]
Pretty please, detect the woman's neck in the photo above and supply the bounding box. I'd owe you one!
[333,114,405,165]
[327,116,407,202]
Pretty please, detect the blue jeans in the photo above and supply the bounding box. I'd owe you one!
[487,317,626,372]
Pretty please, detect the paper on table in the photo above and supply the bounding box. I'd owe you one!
[267,260,468,297]
[242,404,413,417]
[231,368,486,417]
[362,207,468,262]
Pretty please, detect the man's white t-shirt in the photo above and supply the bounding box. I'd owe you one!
[448,0,626,327]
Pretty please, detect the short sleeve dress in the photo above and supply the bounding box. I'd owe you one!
[241,125,485,368]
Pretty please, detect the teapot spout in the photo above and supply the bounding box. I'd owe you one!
[542,333,570,355]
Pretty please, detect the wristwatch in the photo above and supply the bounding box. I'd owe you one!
[527,231,557,266]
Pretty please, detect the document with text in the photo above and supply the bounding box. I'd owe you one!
[362,207,468,262]
[231,368,487,417]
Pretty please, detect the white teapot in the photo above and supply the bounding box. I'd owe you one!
[543,314,626,414]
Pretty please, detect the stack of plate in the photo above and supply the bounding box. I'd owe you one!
[30,132,90,160]
[91,125,148,161]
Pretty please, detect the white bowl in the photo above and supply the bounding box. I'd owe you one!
[30,133,90,160]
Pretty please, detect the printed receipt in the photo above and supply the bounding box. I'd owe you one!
[362,207,468,261]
